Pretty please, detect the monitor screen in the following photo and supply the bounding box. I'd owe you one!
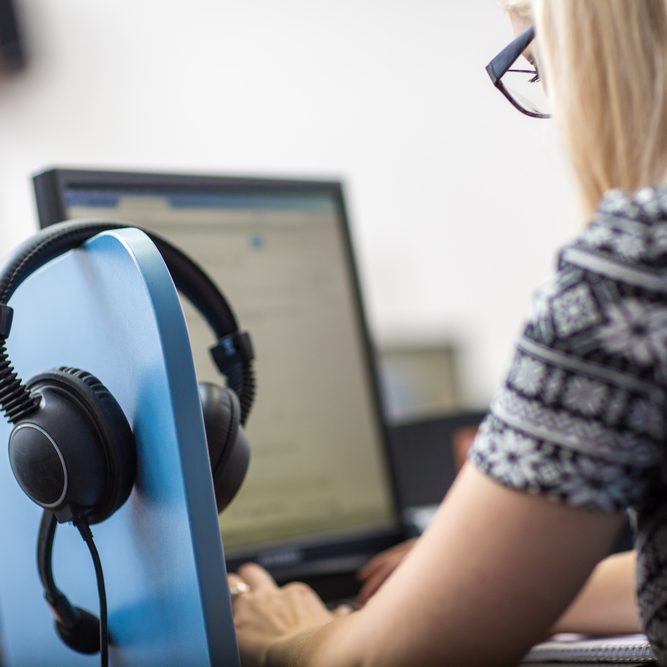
[34,171,398,555]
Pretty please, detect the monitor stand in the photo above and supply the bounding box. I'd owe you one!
[0,228,239,666]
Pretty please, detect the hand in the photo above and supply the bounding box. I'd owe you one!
[229,564,334,667]
[356,538,418,606]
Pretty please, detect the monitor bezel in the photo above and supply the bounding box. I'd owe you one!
[32,166,408,570]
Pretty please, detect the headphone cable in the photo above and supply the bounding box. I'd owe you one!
[74,518,109,667]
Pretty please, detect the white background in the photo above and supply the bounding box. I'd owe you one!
[0,0,580,406]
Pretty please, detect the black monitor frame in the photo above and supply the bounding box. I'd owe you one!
[32,166,409,579]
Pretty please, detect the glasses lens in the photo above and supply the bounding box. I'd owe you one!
[500,56,551,117]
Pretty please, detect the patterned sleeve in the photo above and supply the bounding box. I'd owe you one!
[469,188,667,512]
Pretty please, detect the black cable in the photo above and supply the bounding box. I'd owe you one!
[74,519,109,667]
[38,511,102,654]
[37,510,58,599]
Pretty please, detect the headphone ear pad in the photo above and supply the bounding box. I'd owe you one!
[55,607,100,654]
[198,382,250,514]
[8,367,135,524]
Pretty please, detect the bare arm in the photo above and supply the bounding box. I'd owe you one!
[553,550,640,635]
[356,538,418,605]
[233,464,625,667]
[357,534,639,634]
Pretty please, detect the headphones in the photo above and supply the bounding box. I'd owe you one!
[0,220,256,655]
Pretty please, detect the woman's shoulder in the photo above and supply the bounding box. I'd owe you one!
[524,186,667,365]
[468,186,667,513]
[566,186,667,275]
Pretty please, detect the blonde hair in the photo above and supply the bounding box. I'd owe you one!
[500,0,532,19]
[532,0,667,218]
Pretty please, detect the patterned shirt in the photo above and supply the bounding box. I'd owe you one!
[469,186,667,664]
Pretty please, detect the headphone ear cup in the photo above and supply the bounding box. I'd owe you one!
[57,367,136,523]
[198,382,250,514]
[8,367,135,524]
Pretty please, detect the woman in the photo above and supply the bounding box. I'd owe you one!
[229,2,667,664]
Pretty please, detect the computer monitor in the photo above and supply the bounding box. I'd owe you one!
[33,168,406,582]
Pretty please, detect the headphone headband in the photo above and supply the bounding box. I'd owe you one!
[0,220,255,423]
[0,220,239,333]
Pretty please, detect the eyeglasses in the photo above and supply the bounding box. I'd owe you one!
[486,26,551,119]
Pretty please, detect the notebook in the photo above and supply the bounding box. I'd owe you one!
[523,633,655,664]
[32,167,413,601]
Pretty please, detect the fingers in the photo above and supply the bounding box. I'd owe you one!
[231,571,334,664]
[357,553,388,581]
[357,562,396,605]
[228,563,277,603]
[237,562,279,591]
[357,538,417,581]
[358,550,402,588]
[228,573,245,588]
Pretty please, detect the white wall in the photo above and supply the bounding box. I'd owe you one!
[0,0,580,406]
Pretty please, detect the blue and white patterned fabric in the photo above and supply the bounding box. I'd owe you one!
[469,186,667,664]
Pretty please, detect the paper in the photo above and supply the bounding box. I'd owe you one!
[522,633,655,663]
